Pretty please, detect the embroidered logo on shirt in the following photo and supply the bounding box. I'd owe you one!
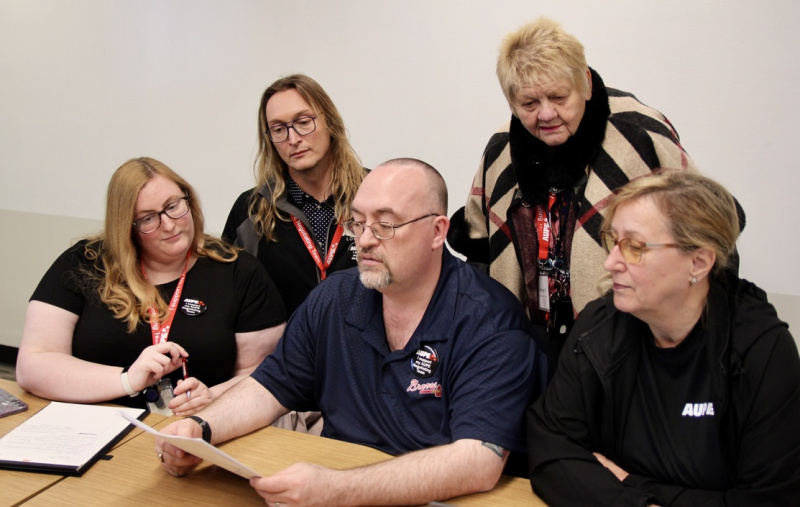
[406,379,442,397]
[681,402,715,417]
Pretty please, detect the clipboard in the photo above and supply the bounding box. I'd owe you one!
[0,402,146,476]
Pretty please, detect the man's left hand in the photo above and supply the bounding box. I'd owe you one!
[250,462,341,507]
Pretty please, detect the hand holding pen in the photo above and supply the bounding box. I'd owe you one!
[126,342,188,393]
[169,359,213,416]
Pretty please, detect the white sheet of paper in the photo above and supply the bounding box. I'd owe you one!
[119,411,261,479]
[0,402,145,467]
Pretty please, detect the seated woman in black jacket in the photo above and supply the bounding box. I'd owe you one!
[527,170,799,506]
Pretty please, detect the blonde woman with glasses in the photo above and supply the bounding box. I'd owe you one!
[17,157,286,416]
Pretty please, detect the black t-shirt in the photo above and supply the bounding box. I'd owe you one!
[621,322,729,489]
[31,240,287,408]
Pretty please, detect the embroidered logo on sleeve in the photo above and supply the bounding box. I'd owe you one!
[681,402,715,417]
[406,379,442,397]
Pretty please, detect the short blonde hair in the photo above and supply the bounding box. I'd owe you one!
[602,169,740,278]
[497,17,589,108]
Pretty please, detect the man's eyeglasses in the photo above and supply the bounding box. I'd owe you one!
[600,231,681,264]
[133,197,191,234]
[266,116,318,143]
[343,213,439,240]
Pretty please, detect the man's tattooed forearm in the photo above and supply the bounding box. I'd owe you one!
[481,441,508,459]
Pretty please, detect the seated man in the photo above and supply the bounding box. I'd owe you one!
[157,158,546,506]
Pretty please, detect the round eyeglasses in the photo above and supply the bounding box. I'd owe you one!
[600,231,681,264]
[343,213,439,240]
[266,116,318,143]
[133,197,191,234]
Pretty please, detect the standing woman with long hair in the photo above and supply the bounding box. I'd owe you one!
[223,74,366,433]
[223,73,365,316]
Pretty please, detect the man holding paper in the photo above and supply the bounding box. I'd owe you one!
[157,159,546,506]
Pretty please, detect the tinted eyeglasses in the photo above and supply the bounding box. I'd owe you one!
[600,231,681,264]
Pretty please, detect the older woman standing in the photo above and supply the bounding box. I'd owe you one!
[447,17,698,369]
[527,171,799,505]
[17,157,286,415]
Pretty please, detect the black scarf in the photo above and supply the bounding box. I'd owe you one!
[509,69,611,204]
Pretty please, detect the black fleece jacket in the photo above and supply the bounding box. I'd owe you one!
[527,271,800,506]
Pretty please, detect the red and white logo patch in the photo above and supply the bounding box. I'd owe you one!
[406,379,442,397]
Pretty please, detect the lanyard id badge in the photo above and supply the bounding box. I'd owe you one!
[140,251,190,414]
[141,251,191,346]
[535,194,556,312]
[538,273,550,312]
[292,216,344,280]
[143,378,175,415]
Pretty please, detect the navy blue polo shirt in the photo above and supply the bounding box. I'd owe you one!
[251,248,545,455]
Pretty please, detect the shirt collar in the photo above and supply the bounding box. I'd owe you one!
[345,249,458,356]
[286,176,307,207]
[287,176,334,208]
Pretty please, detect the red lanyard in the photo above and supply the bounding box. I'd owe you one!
[291,216,343,280]
[141,251,191,345]
[535,192,557,260]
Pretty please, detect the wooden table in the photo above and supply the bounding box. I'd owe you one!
[26,417,546,506]
[0,380,65,507]
[2,379,546,506]
[0,379,167,507]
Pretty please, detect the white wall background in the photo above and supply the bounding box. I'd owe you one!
[2,0,799,297]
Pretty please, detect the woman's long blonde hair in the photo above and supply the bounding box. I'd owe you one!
[83,157,238,332]
[251,74,364,241]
